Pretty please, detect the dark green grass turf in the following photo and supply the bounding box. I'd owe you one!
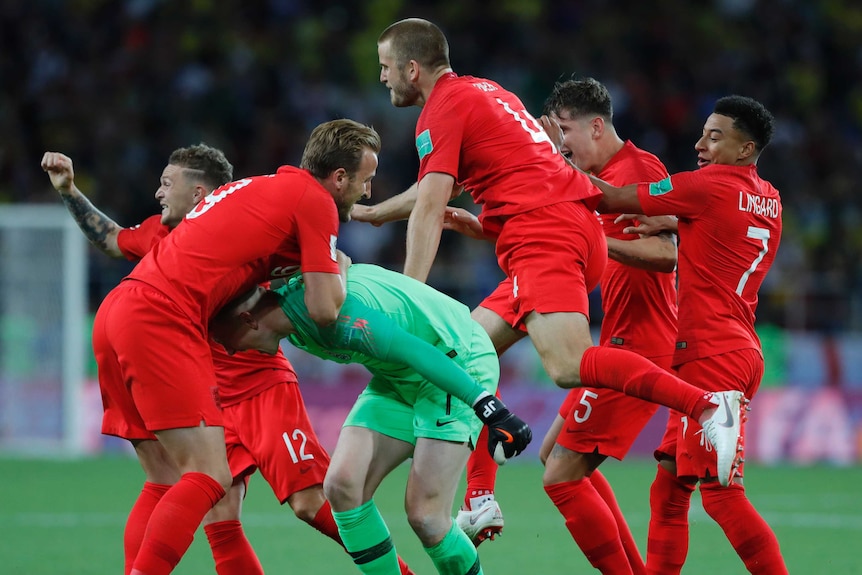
[2,456,860,574]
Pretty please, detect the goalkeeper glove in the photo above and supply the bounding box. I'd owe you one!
[473,394,532,465]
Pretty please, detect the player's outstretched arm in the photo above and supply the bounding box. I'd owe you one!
[615,213,679,236]
[405,173,455,282]
[606,233,677,273]
[41,151,124,258]
[442,207,489,241]
[351,182,419,226]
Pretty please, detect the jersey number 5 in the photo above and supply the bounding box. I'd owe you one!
[736,226,770,296]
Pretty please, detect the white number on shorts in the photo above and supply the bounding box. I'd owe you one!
[496,98,557,155]
[736,226,770,296]
[282,429,314,463]
[573,390,600,423]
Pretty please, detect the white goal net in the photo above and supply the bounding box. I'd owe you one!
[0,205,88,455]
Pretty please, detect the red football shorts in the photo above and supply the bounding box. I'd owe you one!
[481,200,606,329]
[655,348,763,480]
[94,280,223,439]
[223,382,330,503]
[556,353,673,459]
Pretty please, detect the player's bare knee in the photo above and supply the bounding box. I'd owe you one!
[405,508,448,547]
[288,485,327,523]
[545,363,582,389]
[322,473,358,509]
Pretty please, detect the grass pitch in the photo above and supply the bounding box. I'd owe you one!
[1,456,860,574]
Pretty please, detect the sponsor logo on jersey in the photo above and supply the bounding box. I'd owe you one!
[648,177,673,196]
[416,129,434,160]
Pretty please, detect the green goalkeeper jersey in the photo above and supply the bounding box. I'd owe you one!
[275,264,493,407]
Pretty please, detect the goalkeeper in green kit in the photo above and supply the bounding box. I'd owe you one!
[210,260,532,575]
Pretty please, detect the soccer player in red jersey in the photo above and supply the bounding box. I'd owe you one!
[41,143,417,575]
[592,95,789,574]
[527,77,677,575]
[358,16,745,534]
[45,119,381,575]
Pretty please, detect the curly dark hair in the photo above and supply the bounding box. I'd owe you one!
[713,95,775,153]
[542,77,613,119]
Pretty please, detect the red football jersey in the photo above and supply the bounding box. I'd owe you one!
[598,141,677,358]
[116,215,300,407]
[117,215,170,261]
[416,72,601,239]
[127,165,341,326]
[637,163,781,364]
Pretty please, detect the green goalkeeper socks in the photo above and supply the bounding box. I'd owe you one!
[332,500,400,575]
[424,522,483,575]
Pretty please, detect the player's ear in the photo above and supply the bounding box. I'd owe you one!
[407,59,420,82]
[739,140,756,161]
[238,311,258,329]
[592,116,604,139]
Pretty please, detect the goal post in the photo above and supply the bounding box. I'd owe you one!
[0,205,88,456]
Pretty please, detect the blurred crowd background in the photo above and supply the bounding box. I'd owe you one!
[2,0,862,331]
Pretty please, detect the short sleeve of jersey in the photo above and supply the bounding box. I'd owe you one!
[293,187,340,274]
[416,84,466,182]
[116,215,170,261]
[636,170,712,219]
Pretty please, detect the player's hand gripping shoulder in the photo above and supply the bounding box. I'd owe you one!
[473,394,532,464]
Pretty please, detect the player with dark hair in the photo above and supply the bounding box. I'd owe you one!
[42,139,417,575]
[530,77,677,574]
[356,18,745,538]
[59,118,381,575]
[210,262,532,575]
[590,94,788,574]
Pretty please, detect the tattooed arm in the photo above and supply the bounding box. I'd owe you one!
[41,152,124,258]
[606,233,677,273]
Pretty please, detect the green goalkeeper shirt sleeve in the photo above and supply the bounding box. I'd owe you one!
[279,287,487,406]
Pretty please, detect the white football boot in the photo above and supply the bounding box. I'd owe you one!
[456,499,504,546]
[700,390,748,486]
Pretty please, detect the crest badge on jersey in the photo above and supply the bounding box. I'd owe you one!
[416,129,434,160]
[649,177,674,196]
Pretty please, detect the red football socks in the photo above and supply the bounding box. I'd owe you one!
[124,482,171,575]
[204,520,263,575]
[700,483,788,574]
[130,472,225,575]
[545,479,634,575]
[590,470,646,575]
[310,499,344,546]
[646,465,694,575]
[580,347,714,420]
[463,425,498,509]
